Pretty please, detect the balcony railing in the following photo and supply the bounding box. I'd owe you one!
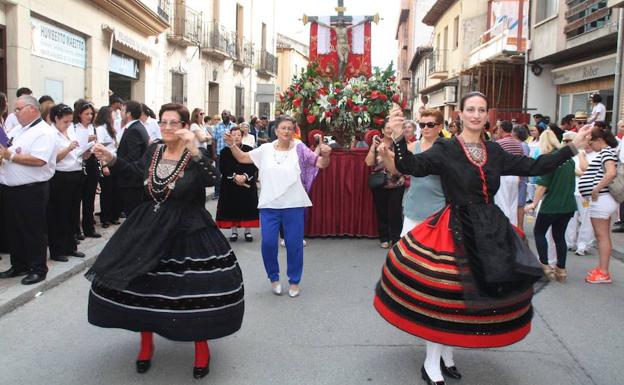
[158,0,171,23]
[427,50,448,78]
[201,20,231,58]
[564,0,611,39]
[233,34,254,67]
[257,50,277,76]
[168,4,202,46]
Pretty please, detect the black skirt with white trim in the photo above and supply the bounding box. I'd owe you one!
[88,224,244,341]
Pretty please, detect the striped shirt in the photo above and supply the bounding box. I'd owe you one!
[496,135,525,156]
[578,147,618,197]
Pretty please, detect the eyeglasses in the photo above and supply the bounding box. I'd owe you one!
[158,120,183,127]
[14,105,33,113]
[418,122,439,129]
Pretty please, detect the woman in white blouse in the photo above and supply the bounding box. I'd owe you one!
[95,106,120,228]
[239,122,256,148]
[47,104,86,262]
[225,115,332,298]
[190,108,211,150]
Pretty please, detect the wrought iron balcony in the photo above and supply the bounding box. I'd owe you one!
[427,50,448,79]
[564,0,611,39]
[202,20,233,60]
[157,0,171,23]
[167,4,202,46]
[233,34,254,68]
[256,50,277,77]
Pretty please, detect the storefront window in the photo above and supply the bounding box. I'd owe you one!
[559,89,614,124]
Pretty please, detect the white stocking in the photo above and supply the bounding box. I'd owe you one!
[424,341,444,382]
[441,345,455,367]
[231,226,238,236]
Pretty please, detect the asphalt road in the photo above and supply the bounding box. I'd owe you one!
[1,226,623,385]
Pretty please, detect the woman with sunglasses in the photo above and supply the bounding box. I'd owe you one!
[73,101,101,240]
[383,110,446,236]
[87,103,242,379]
[374,93,591,385]
[47,104,86,262]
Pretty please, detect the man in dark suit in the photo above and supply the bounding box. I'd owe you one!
[115,100,149,215]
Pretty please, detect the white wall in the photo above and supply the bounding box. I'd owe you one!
[526,64,557,119]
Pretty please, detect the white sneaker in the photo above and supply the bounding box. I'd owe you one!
[280,239,286,247]
[271,282,282,295]
[575,249,586,256]
[303,239,307,247]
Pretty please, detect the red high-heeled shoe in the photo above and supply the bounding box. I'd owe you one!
[193,341,211,378]
[136,331,154,373]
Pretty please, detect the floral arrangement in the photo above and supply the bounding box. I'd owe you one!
[277,62,406,146]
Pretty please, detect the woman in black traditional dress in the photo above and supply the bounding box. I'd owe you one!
[87,103,244,379]
[216,126,259,242]
[373,93,590,385]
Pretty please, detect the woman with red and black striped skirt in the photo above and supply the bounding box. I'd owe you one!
[374,94,591,385]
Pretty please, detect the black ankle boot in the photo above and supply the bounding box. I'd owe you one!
[440,358,462,379]
[136,360,151,373]
[421,365,445,385]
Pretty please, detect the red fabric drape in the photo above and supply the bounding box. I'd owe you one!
[305,149,378,237]
[309,21,372,79]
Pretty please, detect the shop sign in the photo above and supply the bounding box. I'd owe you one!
[31,18,86,69]
[552,55,616,85]
[110,51,139,79]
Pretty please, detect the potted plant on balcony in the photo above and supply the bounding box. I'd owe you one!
[278,62,405,147]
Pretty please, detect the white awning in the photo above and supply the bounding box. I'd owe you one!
[102,25,156,59]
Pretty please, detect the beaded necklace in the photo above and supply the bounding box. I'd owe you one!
[146,144,192,212]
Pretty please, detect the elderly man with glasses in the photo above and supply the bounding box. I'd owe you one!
[0,95,57,285]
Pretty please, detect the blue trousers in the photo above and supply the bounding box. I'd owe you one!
[260,207,305,284]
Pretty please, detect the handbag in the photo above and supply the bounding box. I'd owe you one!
[608,162,624,203]
[368,171,386,189]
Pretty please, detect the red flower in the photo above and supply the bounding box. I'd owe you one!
[324,111,332,118]
[335,88,341,93]
[374,116,384,126]
[293,97,302,107]
[303,108,310,115]
[379,93,388,101]
[379,111,386,118]
[362,105,368,112]
[353,105,361,113]
[332,108,339,114]
[370,91,380,99]
[330,98,338,105]
[389,76,396,81]
[401,99,408,109]
[306,114,316,124]
[346,98,354,108]
[392,94,401,103]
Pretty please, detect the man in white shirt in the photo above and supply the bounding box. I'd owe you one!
[0,95,56,285]
[3,87,33,133]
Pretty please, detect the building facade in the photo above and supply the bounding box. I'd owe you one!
[0,0,278,119]
[397,0,435,117]
[417,0,528,122]
[527,0,622,126]
[275,33,308,100]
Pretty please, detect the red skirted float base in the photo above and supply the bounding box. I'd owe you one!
[216,220,260,229]
[305,148,378,237]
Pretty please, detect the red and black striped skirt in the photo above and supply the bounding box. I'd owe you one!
[374,207,533,348]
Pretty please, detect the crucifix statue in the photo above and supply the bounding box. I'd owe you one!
[303,0,379,79]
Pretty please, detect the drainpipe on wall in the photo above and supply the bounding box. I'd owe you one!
[522,0,531,120]
[613,8,623,126]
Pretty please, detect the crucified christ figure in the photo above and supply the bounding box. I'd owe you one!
[316,18,368,79]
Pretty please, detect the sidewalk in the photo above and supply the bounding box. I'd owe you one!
[1,201,624,318]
